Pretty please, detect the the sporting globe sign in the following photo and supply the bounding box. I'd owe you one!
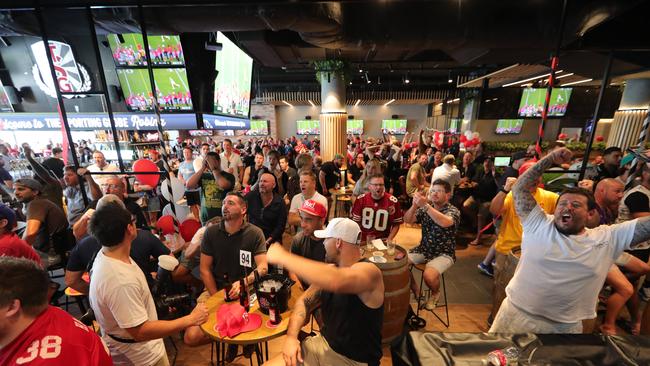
[30,41,91,99]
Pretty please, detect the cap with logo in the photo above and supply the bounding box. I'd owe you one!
[298,199,327,219]
[216,303,262,338]
[314,217,361,244]
[0,204,17,229]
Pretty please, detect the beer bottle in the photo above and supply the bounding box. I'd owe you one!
[239,278,249,311]
[223,273,233,302]
[269,287,281,325]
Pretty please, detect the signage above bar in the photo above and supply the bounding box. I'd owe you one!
[0,113,201,131]
[202,113,250,130]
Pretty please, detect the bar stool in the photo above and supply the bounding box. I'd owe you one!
[64,287,87,314]
[410,263,449,327]
[333,195,351,218]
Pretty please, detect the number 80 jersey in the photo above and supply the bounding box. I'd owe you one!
[0,306,113,366]
[351,193,404,241]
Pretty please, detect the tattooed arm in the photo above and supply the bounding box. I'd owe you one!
[631,216,650,248]
[512,147,572,221]
[283,286,322,366]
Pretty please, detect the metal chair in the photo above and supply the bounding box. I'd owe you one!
[410,263,449,327]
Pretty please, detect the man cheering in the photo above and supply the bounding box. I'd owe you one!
[264,218,384,366]
[490,147,650,334]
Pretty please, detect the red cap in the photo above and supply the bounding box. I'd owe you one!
[298,199,327,219]
[518,160,537,176]
[179,218,201,242]
[156,215,178,235]
[216,303,262,338]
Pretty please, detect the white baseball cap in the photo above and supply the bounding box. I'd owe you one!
[314,218,361,245]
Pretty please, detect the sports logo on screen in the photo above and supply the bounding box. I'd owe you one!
[30,41,91,99]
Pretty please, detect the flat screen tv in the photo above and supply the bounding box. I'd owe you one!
[107,34,184,67]
[297,120,320,135]
[0,81,13,113]
[518,88,572,117]
[347,119,363,134]
[213,31,253,120]
[495,119,524,134]
[449,118,460,133]
[117,68,192,112]
[152,69,193,112]
[247,120,269,136]
[381,119,407,134]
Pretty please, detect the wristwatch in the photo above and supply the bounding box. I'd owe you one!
[499,188,509,194]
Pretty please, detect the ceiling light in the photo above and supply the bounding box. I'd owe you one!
[308,100,315,107]
[561,78,593,86]
[281,100,293,107]
[349,81,353,85]
[359,69,363,73]
[450,98,460,103]
[502,70,564,87]
[404,73,410,84]
[281,66,287,70]
[448,78,453,83]
[355,99,361,106]
[556,73,574,79]
[384,99,396,106]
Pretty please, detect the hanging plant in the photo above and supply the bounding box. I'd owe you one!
[311,59,351,83]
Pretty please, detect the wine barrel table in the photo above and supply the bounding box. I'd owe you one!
[363,243,411,344]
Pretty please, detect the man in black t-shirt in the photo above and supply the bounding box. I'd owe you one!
[289,199,327,289]
[265,218,384,366]
[319,154,344,197]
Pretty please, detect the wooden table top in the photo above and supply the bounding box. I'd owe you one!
[200,285,304,345]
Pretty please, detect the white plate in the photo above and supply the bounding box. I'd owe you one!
[369,256,387,264]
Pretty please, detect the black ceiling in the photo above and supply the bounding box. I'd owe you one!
[1,0,649,93]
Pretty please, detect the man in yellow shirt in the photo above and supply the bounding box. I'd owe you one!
[487,161,558,321]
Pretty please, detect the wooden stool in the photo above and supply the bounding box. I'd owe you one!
[64,287,87,314]
[410,263,449,327]
[334,195,352,218]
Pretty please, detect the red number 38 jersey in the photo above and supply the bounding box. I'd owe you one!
[0,306,112,366]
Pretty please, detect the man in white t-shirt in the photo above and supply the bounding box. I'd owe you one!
[431,154,460,195]
[88,202,208,366]
[490,147,650,334]
[87,150,119,187]
[288,170,328,227]
[220,138,243,189]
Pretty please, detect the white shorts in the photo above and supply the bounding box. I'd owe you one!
[408,253,454,274]
[489,297,583,334]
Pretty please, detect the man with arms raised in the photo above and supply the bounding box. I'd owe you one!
[0,257,112,365]
[264,218,384,366]
[490,147,650,333]
[351,173,403,242]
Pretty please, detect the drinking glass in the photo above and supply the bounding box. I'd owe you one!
[366,235,375,251]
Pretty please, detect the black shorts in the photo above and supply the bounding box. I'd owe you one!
[185,190,200,206]
[627,248,650,263]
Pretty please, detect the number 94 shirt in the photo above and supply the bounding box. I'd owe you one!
[352,193,403,241]
[0,306,112,365]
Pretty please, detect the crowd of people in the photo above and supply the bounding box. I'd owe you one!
[2,130,650,365]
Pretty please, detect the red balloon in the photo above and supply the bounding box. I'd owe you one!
[180,218,202,242]
[133,159,160,187]
[156,215,178,235]
[595,135,604,142]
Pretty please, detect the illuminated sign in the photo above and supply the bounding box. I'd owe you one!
[0,113,198,131]
[30,41,92,98]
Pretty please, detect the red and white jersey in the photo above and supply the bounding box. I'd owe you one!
[0,306,112,366]
[351,192,403,241]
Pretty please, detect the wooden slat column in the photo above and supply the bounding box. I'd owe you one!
[319,70,347,165]
[606,109,648,150]
[320,113,347,163]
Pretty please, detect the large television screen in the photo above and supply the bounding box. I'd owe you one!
[449,118,460,133]
[247,120,269,136]
[117,69,192,112]
[495,119,524,134]
[347,119,363,134]
[152,69,193,112]
[0,81,13,113]
[108,34,184,67]
[381,119,407,134]
[213,32,253,119]
[518,88,572,117]
[297,120,320,135]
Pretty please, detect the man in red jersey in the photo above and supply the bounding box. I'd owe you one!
[0,205,41,265]
[0,257,113,365]
[351,173,403,242]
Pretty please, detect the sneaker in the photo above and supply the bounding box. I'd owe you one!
[425,292,440,310]
[477,262,494,278]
